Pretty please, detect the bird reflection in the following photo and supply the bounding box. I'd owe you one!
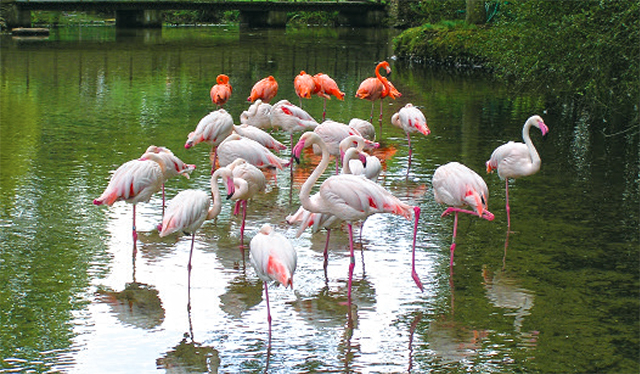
[407,311,423,373]
[219,275,264,319]
[156,280,221,374]
[482,266,538,349]
[96,250,165,329]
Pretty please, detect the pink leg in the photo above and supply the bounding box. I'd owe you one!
[505,179,511,229]
[323,229,331,283]
[264,281,272,332]
[187,233,195,311]
[162,184,166,217]
[132,205,138,242]
[322,98,327,121]
[411,206,423,291]
[378,100,384,131]
[240,200,247,245]
[449,212,459,267]
[347,223,355,305]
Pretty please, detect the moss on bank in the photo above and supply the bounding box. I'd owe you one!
[393,1,639,123]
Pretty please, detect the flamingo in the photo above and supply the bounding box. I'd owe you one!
[391,103,431,162]
[93,152,166,245]
[233,124,286,152]
[432,162,495,266]
[249,223,297,332]
[240,99,274,129]
[293,71,316,107]
[141,146,196,216]
[339,136,382,181]
[226,158,267,246]
[247,75,278,103]
[313,120,378,173]
[355,61,402,127]
[313,72,345,121]
[270,99,319,171]
[348,118,376,142]
[158,168,234,308]
[210,74,232,108]
[486,115,549,229]
[185,109,234,174]
[216,134,289,170]
[292,132,423,302]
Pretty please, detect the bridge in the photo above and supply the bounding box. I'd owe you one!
[3,0,388,29]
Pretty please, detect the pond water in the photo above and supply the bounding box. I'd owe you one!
[1,25,638,373]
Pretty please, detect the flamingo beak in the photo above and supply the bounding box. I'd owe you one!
[540,122,549,136]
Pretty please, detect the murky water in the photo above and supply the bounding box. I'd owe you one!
[1,25,638,373]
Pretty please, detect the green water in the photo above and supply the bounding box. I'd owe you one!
[0,26,638,373]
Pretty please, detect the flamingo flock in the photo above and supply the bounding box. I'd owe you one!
[93,63,549,335]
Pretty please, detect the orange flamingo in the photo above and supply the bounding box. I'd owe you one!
[355,61,402,128]
[313,73,345,121]
[209,74,232,108]
[247,75,278,103]
[293,71,316,107]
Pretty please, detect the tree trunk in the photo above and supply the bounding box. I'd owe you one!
[466,0,486,25]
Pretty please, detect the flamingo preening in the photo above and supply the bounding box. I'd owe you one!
[432,162,495,267]
[292,132,423,304]
[486,115,549,229]
[225,158,267,247]
[293,71,316,108]
[216,133,289,170]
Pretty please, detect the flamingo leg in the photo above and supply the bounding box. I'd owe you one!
[264,281,272,333]
[411,206,423,291]
[322,97,327,121]
[132,205,138,243]
[369,101,375,123]
[323,229,331,283]
[505,179,511,229]
[289,133,295,177]
[378,99,384,131]
[240,200,248,245]
[347,223,356,305]
[187,232,195,311]
[450,212,459,267]
[162,184,166,217]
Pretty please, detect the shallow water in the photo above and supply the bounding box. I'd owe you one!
[1,25,638,373]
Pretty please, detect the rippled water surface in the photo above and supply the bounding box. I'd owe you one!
[1,26,638,373]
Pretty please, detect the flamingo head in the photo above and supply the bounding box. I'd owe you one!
[529,115,549,136]
[292,138,307,164]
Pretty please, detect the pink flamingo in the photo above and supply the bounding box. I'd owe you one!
[185,109,234,174]
[292,132,423,303]
[233,124,286,152]
[339,136,382,181]
[432,162,495,266]
[313,120,378,173]
[348,118,376,142]
[240,99,273,129]
[225,158,267,247]
[93,152,167,245]
[249,223,297,333]
[247,76,278,103]
[391,103,431,162]
[216,134,289,170]
[141,146,196,216]
[355,61,402,127]
[313,72,345,121]
[486,115,549,229]
[270,99,319,171]
[158,167,233,307]
[294,71,316,107]
[210,74,232,108]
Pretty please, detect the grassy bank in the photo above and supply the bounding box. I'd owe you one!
[393,1,639,128]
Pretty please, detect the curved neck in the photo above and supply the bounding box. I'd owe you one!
[139,152,166,173]
[300,134,330,212]
[209,168,231,219]
[522,120,541,167]
[374,64,390,97]
[341,147,361,175]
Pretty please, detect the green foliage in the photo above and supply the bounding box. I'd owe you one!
[394,0,640,118]
[395,0,466,28]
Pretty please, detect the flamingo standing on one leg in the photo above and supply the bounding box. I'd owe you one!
[313,72,345,121]
[391,103,430,168]
[158,167,233,308]
[250,223,297,334]
[247,76,279,104]
[210,74,232,108]
[432,162,495,267]
[486,115,549,230]
[355,61,402,130]
[292,132,423,303]
[185,109,234,174]
[141,146,196,216]
[93,152,167,247]
[294,71,316,108]
[225,158,267,247]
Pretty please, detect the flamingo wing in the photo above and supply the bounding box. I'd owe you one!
[250,224,297,287]
[160,190,211,237]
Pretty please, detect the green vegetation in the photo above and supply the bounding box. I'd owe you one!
[394,0,639,125]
